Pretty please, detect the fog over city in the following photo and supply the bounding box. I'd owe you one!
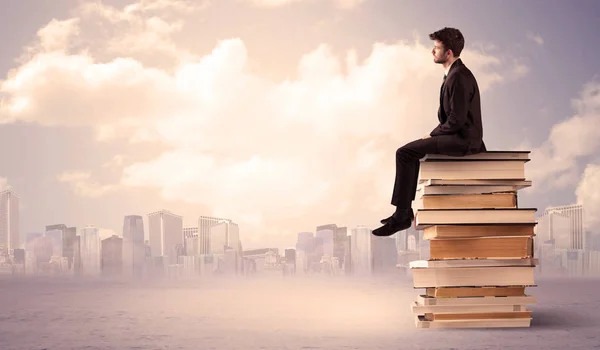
[2,0,600,348]
[2,273,600,349]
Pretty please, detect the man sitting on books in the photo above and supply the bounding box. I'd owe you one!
[373,27,487,237]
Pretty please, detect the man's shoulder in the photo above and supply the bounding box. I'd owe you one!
[448,63,476,84]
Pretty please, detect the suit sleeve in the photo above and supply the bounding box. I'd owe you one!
[430,73,470,136]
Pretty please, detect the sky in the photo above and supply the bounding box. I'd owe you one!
[1,0,599,250]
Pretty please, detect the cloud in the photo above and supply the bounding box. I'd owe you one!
[56,171,119,198]
[0,177,9,191]
[511,60,530,79]
[576,163,600,229]
[102,155,126,168]
[241,0,366,9]
[0,0,527,237]
[527,32,544,46]
[526,80,600,193]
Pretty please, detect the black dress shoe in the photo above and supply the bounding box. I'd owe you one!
[380,215,393,225]
[380,208,413,225]
[372,212,413,237]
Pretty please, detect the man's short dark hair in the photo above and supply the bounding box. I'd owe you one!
[429,27,465,57]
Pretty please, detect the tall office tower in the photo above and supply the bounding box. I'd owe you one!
[296,232,314,250]
[148,210,183,265]
[343,235,352,275]
[73,236,82,274]
[209,220,240,254]
[372,237,398,274]
[351,225,373,276]
[316,224,335,257]
[284,248,296,274]
[45,225,66,257]
[123,215,146,276]
[0,189,19,256]
[183,227,199,256]
[63,227,77,268]
[295,232,314,273]
[536,211,571,249]
[101,235,123,276]
[209,220,241,273]
[198,216,233,255]
[81,225,101,275]
[334,227,348,268]
[539,204,586,250]
[33,235,53,272]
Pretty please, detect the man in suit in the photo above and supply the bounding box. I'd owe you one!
[372,27,486,237]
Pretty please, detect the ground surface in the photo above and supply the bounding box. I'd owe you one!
[1,274,599,350]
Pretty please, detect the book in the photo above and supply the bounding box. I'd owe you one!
[418,160,527,182]
[414,192,517,210]
[410,258,538,269]
[411,266,536,288]
[415,316,532,328]
[415,208,537,229]
[407,151,538,329]
[421,150,530,162]
[411,301,528,315]
[427,236,533,260]
[422,224,536,240]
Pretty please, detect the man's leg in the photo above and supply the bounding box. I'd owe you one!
[373,137,439,236]
[392,137,440,209]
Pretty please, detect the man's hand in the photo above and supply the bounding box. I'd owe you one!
[422,134,431,139]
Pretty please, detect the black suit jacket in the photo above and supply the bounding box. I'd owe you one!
[430,58,486,154]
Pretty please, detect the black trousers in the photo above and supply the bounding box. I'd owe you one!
[391,135,470,209]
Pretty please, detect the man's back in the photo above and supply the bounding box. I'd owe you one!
[436,58,486,154]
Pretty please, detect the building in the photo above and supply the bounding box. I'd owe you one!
[148,210,183,265]
[539,204,586,250]
[81,225,101,275]
[123,215,146,276]
[295,232,314,274]
[0,189,19,256]
[45,227,64,257]
[63,227,77,268]
[535,211,571,250]
[210,220,241,273]
[351,225,372,275]
[334,227,348,269]
[101,235,123,276]
[315,225,335,257]
[198,216,233,254]
[183,227,199,256]
[46,224,79,267]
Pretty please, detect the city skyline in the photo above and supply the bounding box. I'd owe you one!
[1,0,600,250]
[1,1,600,348]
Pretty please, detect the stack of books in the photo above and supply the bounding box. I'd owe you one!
[409,151,537,329]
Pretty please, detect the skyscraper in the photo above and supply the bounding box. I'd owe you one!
[0,189,19,256]
[148,210,183,265]
[198,216,235,255]
[295,232,314,273]
[45,224,67,258]
[63,227,77,268]
[316,224,335,257]
[123,215,145,276]
[101,235,123,276]
[183,227,199,256]
[209,220,240,254]
[539,204,586,249]
[81,225,101,275]
[351,225,372,276]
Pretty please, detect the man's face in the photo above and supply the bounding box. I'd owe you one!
[432,40,450,64]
